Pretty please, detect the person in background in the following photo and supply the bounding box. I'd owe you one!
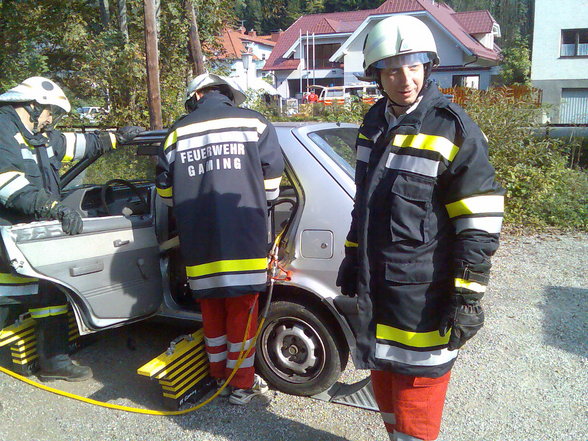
[0,76,142,381]
[156,73,284,405]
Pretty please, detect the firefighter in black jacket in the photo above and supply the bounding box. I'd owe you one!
[336,17,505,440]
[156,73,284,405]
[0,76,142,381]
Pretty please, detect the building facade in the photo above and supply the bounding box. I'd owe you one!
[263,0,502,99]
[531,0,588,124]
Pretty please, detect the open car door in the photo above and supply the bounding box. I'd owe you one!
[0,215,163,332]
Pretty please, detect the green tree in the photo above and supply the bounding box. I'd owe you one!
[497,32,531,86]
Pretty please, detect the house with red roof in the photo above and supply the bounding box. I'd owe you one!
[263,0,502,99]
[208,26,280,94]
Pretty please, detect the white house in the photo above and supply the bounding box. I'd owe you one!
[531,0,588,124]
[263,0,501,99]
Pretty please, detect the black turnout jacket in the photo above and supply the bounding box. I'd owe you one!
[346,83,505,377]
[156,92,284,299]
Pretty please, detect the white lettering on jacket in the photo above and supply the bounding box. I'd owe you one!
[179,142,245,176]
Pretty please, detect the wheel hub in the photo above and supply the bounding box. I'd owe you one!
[271,322,319,375]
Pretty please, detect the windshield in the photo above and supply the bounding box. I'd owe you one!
[307,127,357,177]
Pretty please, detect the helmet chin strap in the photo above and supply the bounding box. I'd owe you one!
[23,103,43,133]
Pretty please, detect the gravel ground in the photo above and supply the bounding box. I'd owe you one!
[0,232,586,441]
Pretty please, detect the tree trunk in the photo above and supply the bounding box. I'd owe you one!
[184,0,205,76]
[117,0,128,42]
[143,0,163,129]
[99,0,110,29]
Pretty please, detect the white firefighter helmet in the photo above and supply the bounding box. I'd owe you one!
[0,76,71,113]
[363,15,440,75]
[185,73,246,107]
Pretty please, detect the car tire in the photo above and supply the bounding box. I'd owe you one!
[256,300,348,396]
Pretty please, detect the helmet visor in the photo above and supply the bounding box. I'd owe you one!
[48,104,68,128]
[372,52,436,69]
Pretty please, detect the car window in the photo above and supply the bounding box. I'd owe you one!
[307,127,357,177]
[63,148,156,190]
[327,89,344,97]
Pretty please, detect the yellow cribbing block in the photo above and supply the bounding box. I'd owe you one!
[137,329,205,378]
[0,318,35,348]
[159,350,207,386]
[162,370,210,399]
[160,360,209,391]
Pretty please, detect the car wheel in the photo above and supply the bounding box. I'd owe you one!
[256,300,348,396]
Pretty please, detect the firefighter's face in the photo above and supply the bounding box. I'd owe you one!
[380,63,425,107]
[37,107,53,131]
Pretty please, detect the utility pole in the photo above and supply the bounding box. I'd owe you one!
[185,0,205,76]
[143,0,162,129]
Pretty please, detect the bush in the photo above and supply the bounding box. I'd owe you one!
[460,88,587,231]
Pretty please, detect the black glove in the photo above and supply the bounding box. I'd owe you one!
[336,254,358,297]
[34,192,83,235]
[439,295,484,350]
[115,126,144,144]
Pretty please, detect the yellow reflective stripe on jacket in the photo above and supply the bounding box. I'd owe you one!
[0,273,38,284]
[344,240,358,248]
[376,323,450,348]
[29,304,68,319]
[392,134,459,162]
[358,133,369,140]
[445,195,504,218]
[156,186,173,198]
[455,278,487,293]
[164,130,178,152]
[186,258,267,278]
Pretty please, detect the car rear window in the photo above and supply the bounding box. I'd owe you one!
[307,127,357,177]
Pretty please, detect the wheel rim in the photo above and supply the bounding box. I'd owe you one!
[260,315,326,384]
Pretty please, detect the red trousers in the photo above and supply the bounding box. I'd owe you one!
[371,370,451,441]
[200,293,258,389]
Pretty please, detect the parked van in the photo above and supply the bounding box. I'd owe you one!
[318,84,381,105]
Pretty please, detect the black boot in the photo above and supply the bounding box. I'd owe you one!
[38,354,93,382]
[36,314,92,382]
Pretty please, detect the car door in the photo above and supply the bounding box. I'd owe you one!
[0,147,163,332]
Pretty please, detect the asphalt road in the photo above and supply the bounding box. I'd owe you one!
[0,232,587,441]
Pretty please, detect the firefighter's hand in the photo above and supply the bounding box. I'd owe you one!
[439,296,484,350]
[115,126,144,144]
[336,255,358,297]
[47,203,83,235]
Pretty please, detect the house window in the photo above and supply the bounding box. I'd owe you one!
[561,29,588,57]
[303,43,343,69]
[452,75,480,89]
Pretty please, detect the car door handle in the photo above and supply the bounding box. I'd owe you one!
[113,239,130,247]
[70,262,104,277]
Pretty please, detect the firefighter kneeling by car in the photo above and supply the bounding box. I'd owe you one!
[156,73,284,405]
[0,76,142,381]
[336,16,505,441]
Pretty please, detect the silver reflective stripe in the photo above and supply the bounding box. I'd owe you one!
[226,352,255,369]
[265,188,280,201]
[46,146,54,158]
[29,304,68,318]
[188,272,267,291]
[393,430,424,441]
[176,118,267,138]
[380,412,396,425]
[385,153,439,177]
[20,149,35,161]
[207,351,227,363]
[205,335,227,347]
[356,146,371,163]
[74,133,87,159]
[228,338,254,353]
[176,131,259,152]
[0,283,38,296]
[165,149,176,164]
[0,174,30,203]
[375,342,458,366]
[454,216,503,234]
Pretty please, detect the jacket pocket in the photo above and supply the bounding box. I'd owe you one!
[385,260,434,284]
[389,173,434,243]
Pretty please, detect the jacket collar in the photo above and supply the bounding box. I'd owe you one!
[390,82,448,134]
[191,90,234,110]
[0,105,36,140]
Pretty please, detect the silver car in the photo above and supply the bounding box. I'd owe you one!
[0,122,359,396]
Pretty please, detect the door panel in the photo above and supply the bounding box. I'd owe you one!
[1,216,163,330]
